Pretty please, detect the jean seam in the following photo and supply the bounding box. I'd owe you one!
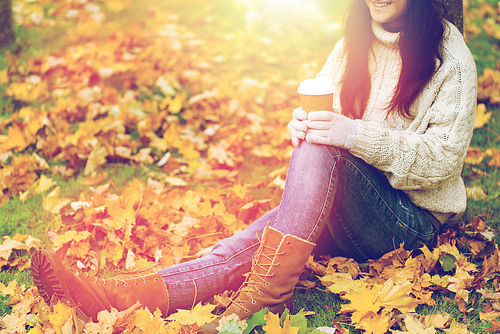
[341,155,434,238]
[159,241,259,281]
[305,146,338,241]
[335,155,435,259]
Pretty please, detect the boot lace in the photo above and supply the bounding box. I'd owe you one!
[230,234,285,313]
[79,263,161,288]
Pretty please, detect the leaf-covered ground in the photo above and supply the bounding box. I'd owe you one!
[1,0,500,333]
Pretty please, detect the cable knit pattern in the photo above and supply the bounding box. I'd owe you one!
[317,20,477,216]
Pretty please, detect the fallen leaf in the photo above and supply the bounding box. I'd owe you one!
[474,103,492,129]
[166,302,217,326]
[262,312,300,334]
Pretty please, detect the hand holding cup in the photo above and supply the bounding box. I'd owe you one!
[297,76,335,112]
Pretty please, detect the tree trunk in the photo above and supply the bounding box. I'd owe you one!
[0,0,14,47]
[445,0,463,34]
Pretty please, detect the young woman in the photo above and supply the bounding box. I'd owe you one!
[31,0,477,332]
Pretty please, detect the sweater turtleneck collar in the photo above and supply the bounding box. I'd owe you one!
[371,21,400,49]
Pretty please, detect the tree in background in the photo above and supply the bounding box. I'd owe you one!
[0,0,14,47]
[446,0,463,34]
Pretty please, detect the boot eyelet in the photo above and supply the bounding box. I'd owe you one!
[245,309,249,313]
[265,282,270,286]
[258,291,263,295]
[135,282,138,286]
[124,283,129,287]
[282,251,286,255]
[277,263,280,267]
[272,273,276,277]
[154,278,158,282]
[252,300,256,305]
[103,282,107,287]
[287,241,291,245]
[144,280,148,284]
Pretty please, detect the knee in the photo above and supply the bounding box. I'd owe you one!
[293,141,343,160]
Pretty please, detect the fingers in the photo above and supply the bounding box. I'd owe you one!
[292,136,301,147]
[306,133,330,145]
[306,120,332,130]
[308,110,335,122]
[288,118,307,133]
[306,128,329,138]
[290,128,306,141]
[293,107,308,121]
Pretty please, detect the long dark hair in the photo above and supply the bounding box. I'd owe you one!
[340,0,446,119]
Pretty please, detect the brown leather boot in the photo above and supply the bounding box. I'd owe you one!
[200,225,316,333]
[31,249,169,321]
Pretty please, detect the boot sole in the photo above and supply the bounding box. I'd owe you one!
[31,249,110,321]
[31,248,96,322]
[31,249,74,305]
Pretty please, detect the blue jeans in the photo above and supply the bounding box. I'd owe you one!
[157,142,437,310]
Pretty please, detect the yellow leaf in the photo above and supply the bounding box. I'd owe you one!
[84,144,108,176]
[19,190,30,203]
[263,312,300,334]
[0,312,27,334]
[132,148,154,164]
[474,103,492,129]
[25,235,41,252]
[447,266,474,302]
[67,239,92,259]
[486,147,500,167]
[134,308,168,334]
[1,124,28,151]
[356,309,393,334]
[171,214,199,237]
[27,326,43,334]
[231,183,249,200]
[84,308,118,334]
[464,147,487,165]
[466,186,487,200]
[166,302,217,326]
[430,274,451,288]
[165,176,188,187]
[0,69,8,85]
[43,187,71,214]
[252,144,279,158]
[341,284,382,323]
[269,175,286,190]
[325,257,361,278]
[208,143,239,167]
[35,175,56,193]
[52,230,92,250]
[168,93,186,113]
[423,313,451,329]
[48,300,75,334]
[442,320,474,334]
[319,273,363,294]
[0,280,25,296]
[392,314,436,334]
[377,278,420,313]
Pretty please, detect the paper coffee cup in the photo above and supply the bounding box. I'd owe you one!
[297,77,335,112]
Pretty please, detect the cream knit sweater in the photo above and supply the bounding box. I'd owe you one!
[317,21,477,220]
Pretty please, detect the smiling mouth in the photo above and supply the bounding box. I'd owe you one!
[373,2,392,7]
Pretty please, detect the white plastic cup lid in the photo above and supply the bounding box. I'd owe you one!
[297,76,335,95]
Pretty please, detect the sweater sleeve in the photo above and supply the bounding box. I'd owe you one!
[350,36,477,191]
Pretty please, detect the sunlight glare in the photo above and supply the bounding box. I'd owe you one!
[267,0,302,7]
